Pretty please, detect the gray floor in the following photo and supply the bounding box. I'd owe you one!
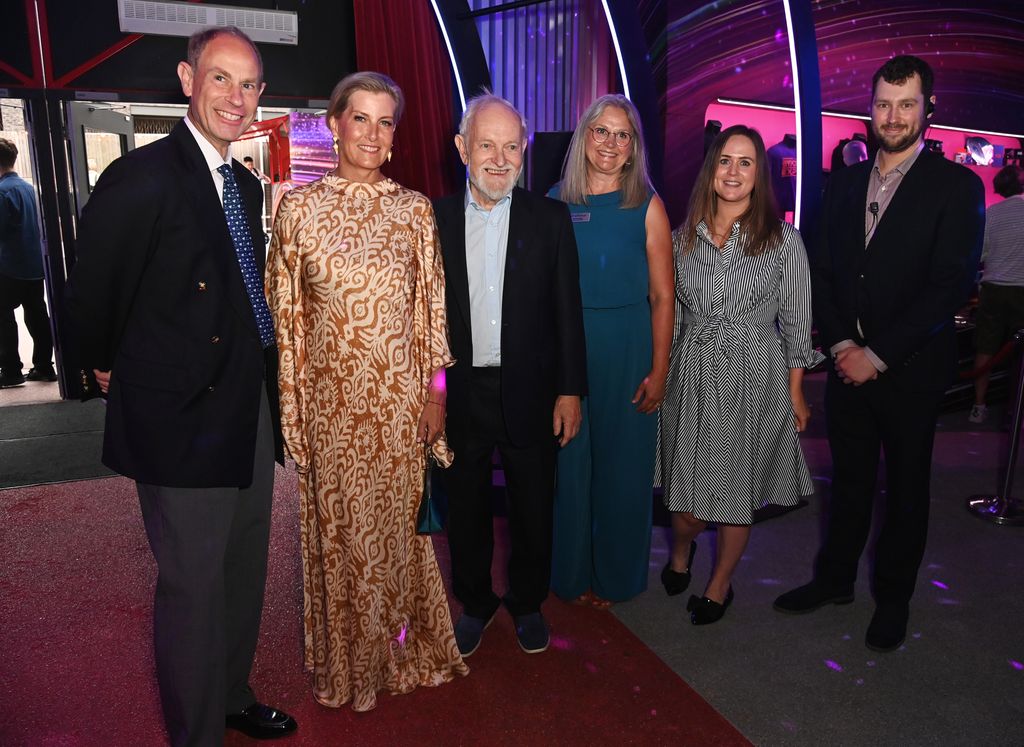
[0,399,112,487]
[614,379,1024,746]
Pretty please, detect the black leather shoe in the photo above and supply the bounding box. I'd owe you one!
[226,703,297,739]
[0,369,25,388]
[773,582,854,614]
[660,540,698,596]
[26,365,57,382]
[687,587,734,625]
[865,602,909,652]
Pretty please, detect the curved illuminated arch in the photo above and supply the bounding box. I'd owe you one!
[429,0,467,112]
[782,0,803,227]
[599,0,630,100]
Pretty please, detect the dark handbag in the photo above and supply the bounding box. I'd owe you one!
[416,444,444,534]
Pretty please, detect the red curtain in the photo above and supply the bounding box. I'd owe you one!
[354,0,461,200]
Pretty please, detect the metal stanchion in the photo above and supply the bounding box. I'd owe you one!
[967,329,1024,525]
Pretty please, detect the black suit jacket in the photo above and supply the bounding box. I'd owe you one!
[810,148,985,391]
[66,121,283,487]
[433,186,587,446]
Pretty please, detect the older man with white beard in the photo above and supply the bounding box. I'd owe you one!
[432,94,587,657]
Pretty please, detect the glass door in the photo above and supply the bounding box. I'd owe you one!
[66,102,135,214]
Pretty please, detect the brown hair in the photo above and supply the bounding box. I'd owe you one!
[0,138,17,170]
[993,165,1024,198]
[559,94,653,209]
[326,71,405,129]
[679,124,781,257]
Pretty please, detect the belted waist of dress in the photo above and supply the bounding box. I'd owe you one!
[691,316,770,359]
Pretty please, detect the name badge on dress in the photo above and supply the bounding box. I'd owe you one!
[571,212,591,223]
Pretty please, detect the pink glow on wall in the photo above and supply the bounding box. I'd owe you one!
[704,101,1018,207]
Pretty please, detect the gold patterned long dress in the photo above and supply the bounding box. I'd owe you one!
[266,174,467,712]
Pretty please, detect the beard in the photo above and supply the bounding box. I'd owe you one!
[873,116,924,154]
[468,163,522,204]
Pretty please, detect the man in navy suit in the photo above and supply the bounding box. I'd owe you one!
[774,56,984,651]
[433,94,587,657]
[66,28,296,745]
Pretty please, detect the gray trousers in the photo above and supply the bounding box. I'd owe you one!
[137,389,275,747]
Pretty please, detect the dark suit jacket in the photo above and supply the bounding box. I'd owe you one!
[810,148,985,391]
[433,186,587,446]
[66,121,283,488]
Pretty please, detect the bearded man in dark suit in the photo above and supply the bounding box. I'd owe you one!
[66,27,296,746]
[433,94,587,658]
[774,55,984,652]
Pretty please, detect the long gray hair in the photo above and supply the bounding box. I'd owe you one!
[558,94,653,208]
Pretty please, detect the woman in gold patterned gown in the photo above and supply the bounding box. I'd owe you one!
[266,72,467,712]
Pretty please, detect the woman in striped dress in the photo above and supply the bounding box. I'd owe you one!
[659,124,824,624]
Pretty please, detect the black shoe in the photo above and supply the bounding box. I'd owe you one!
[226,703,297,739]
[865,602,909,652]
[0,369,25,388]
[26,365,57,382]
[660,540,698,596]
[687,587,734,625]
[773,582,854,614]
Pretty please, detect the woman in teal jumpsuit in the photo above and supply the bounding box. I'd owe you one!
[549,95,674,606]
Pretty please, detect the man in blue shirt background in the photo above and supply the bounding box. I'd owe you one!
[0,137,55,387]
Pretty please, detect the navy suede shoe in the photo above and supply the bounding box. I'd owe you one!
[514,612,549,654]
[454,610,497,657]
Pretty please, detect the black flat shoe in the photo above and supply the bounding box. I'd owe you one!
[660,541,697,596]
[226,702,297,739]
[865,601,909,652]
[687,587,734,625]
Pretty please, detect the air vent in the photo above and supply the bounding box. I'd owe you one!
[118,0,298,45]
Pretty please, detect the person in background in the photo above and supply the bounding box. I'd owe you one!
[660,124,822,625]
[65,27,297,744]
[243,155,271,184]
[433,93,587,657]
[548,94,673,608]
[774,55,984,652]
[267,71,467,712]
[969,165,1024,424]
[0,137,56,387]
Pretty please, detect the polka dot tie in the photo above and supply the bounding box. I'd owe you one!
[217,164,275,348]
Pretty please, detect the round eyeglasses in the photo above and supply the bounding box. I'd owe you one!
[589,126,633,147]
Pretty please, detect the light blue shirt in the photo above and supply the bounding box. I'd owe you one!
[465,184,511,366]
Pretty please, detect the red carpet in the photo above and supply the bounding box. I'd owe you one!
[1,471,749,746]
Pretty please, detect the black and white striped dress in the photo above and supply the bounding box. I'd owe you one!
[660,220,824,525]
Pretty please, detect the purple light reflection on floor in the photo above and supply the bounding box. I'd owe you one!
[549,635,573,651]
[931,580,950,590]
[1009,659,1023,671]
[585,662,599,674]
[825,659,844,672]
[937,597,961,605]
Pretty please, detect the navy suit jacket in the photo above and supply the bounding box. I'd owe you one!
[433,186,587,446]
[810,148,985,391]
[66,121,283,487]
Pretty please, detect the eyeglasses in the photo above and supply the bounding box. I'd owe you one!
[589,126,633,148]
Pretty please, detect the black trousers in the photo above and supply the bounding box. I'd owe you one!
[814,374,943,605]
[136,389,275,747]
[0,273,53,372]
[443,367,557,619]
